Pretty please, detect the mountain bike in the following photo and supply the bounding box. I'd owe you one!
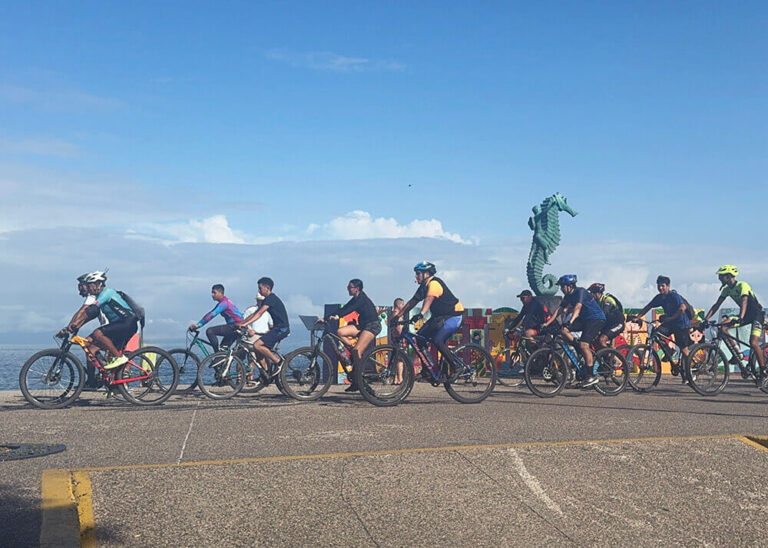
[356,317,496,406]
[625,318,696,392]
[168,330,214,394]
[19,331,179,408]
[523,327,628,398]
[684,321,768,396]
[494,328,536,387]
[276,318,336,401]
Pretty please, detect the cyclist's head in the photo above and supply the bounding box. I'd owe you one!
[347,279,363,294]
[656,275,671,293]
[77,273,90,297]
[413,261,436,284]
[516,289,533,303]
[557,274,577,294]
[587,283,605,296]
[716,265,738,287]
[257,277,274,294]
[393,298,404,311]
[211,284,225,300]
[84,271,107,294]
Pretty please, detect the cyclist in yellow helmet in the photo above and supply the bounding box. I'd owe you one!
[703,265,766,375]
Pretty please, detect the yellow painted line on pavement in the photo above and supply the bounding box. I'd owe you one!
[739,435,768,455]
[72,471,97,548]
[40,469,80,548]
[72,433,742,473]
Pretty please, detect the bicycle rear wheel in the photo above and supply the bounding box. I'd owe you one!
[524,347,567,398]
[168,348,201,394]
[355,344,413,407]
[117,347,179,405]
[625,344,661,392]
[197,352,246,399]
[279,347,333,401]
[593,347,628,396]
[19,349,85,409]
[443,344,497,403]
[495,346,525,387]
[685,343,729,396]
[759,344,768,394]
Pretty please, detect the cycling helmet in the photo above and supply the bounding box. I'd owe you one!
[557,274,577,286]
[588,283,605,294]
[83,271,107,283]
[76,273,90,283]
[716,265,739,277]
[413,261,437,275]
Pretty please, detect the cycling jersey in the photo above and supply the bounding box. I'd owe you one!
[562,287,605,321]
[196,296,244,328]
[720,281,763,321]
[508,299,549,330]
[84,294,108,326]
[598,294,625,325]
[94,287,135,324]
[412,277,464,318]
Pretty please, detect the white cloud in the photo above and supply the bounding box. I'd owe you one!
[307,210,470,244]
[265,50,405,72]
[0,83,123,111]
[150,215,247,244]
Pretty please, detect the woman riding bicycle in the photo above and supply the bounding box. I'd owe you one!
[320,279,382,392]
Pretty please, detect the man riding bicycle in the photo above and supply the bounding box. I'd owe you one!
[587,283,626,349]
[629,275,692,377]
[542,274,604,388]
[239,277,290,382]
[506,289,549,339]
[59,271,138,370]
[188,284,244,352]
[391,261,464,373]
[702,265,766,376]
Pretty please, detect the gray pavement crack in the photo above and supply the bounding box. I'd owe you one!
[454,450,577,545]
[339,457,381,548]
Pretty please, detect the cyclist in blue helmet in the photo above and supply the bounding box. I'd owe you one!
[391,262,465,373]
[542,274,606,388]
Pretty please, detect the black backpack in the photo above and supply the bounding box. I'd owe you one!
[118,290,146,328]
[671,290,695,320]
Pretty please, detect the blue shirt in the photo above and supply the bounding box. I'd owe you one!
[649,291,690,329]
[94,287,135,323]
[563,287,606,321]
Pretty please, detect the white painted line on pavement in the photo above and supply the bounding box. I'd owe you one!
[177,400,200,464]
[507,448,563,516]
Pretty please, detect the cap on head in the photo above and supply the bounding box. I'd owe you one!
[516,289,533,298]
[413,261,436,275]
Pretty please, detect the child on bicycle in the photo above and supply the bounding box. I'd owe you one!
[239,277,290,382]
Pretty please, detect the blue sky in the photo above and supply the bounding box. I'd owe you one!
[0,2,766,341]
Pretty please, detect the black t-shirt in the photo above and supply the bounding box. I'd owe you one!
[332,291,378,325]
[263,293,289,329]
[509,299,549,330]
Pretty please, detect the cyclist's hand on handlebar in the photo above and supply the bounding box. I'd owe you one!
[188,324,199,332]
[411,313,423,322]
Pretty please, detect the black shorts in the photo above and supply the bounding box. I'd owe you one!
[656,324,691,349]
[569,318,605,343]
[259,326,290,349]
[95,316,138,351]
[360,320,382,337]
[601,321,625,340]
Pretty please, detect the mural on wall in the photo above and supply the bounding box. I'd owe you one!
[526,193,578,296]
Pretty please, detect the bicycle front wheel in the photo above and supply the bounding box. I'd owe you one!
[685,343,729,396]
[355,344,414,407]
[443,344,497,403]
[279,347,333,401]
[168,348,201,394]
[197,352,246,399]
[625,344,661,392]
[524,348,567,398]
[19,349,85,409]
[593,347,628,396]
[117,347,179,405]
[495,346,525,387]
[759,343,768,394]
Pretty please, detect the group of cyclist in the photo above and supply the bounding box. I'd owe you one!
[508,265,766,384]
[60,261,765,394]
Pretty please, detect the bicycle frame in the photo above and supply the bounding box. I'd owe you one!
[394,329,449,384]
[703,322,763,375]
[68,335,151,385]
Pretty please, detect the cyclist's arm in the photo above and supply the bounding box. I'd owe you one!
[419,295,436,317]
[661,304,684,324]
[568,302,583,325]
[68,305,99,331]
[240,304,268,326]
[703,296,726,322]
[738,294,750,323]
[395,297,419,319]
[196,302,226,328]
[542,304,563,327]
[66,305,89,329]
